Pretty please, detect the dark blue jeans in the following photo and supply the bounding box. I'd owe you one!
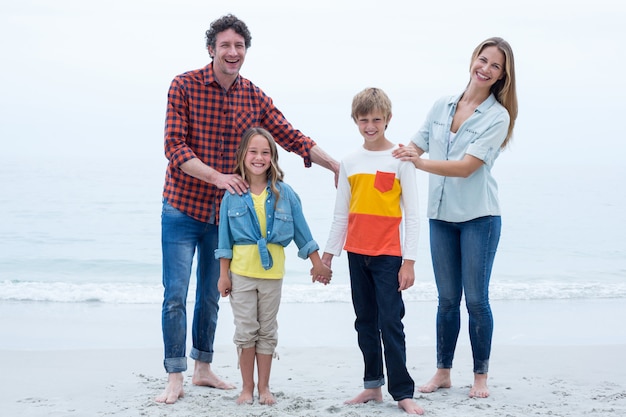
[348,252,414,401]
[161,201,221,373]
[429,216,501,374]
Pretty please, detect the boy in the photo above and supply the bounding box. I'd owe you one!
[320,88,423,414]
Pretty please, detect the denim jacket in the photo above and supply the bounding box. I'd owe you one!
[214,181,319,269]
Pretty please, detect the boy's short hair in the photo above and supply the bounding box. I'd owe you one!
[351,87,392,122]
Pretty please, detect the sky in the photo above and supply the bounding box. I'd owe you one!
[1,0,625,285]
[1,0,624,169]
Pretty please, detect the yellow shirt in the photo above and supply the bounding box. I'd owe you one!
[230,189,285,279]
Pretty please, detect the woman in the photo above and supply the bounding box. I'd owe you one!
[394,37,518,398]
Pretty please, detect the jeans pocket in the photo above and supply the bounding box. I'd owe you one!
[162,200,184,217]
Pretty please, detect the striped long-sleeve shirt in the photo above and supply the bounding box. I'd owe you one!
[324,145,419,260]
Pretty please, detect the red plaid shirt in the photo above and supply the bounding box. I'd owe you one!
[162,63,316,224]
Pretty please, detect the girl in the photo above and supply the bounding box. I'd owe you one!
[215,127,332,405]
[394,37,518,398]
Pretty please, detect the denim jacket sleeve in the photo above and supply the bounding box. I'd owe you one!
[214,193,234,260]
[278,183,319,259]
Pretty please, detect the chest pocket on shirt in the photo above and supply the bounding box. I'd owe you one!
[374,171,396,193]
[227,204,251,230]
[272,211,295,244]
[274,212,293,222]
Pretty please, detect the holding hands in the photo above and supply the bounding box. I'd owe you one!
[312,253,333,285]
[311,262,332,285]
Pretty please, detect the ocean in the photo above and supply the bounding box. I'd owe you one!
[1,154,625,306]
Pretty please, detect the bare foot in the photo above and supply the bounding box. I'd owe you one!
[398,398,425,415]
[469,373,489,398]
[418,369,452,393]
[236,389,254,405]
[258,387,276,405]
[344,388,383,405]
[192,361,236,389]
[155,372,184,404]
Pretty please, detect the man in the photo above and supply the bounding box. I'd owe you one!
[156,14,339,404]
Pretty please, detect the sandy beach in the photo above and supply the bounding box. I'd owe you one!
[2,299,625,416]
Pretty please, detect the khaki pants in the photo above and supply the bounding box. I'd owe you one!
[229,272,283,355]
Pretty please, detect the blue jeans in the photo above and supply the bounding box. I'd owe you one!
[429,216,501,374]
[161,201,221,373]
[348,252,414,401]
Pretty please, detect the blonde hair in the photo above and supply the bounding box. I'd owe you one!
[351,87,392,124]
[235,127,284,203]
[470,37,518,148]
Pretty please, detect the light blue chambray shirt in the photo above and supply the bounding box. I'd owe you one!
[411,93,510,223]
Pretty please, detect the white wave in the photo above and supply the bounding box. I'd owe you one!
[0,280,162,304]
[1,279,626,304]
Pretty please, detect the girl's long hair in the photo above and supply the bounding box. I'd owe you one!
[234,127,284,203]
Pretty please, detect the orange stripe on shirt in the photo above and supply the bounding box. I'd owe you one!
[344,212,402,257]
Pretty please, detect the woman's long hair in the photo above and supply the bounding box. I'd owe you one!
[470,37,518,148]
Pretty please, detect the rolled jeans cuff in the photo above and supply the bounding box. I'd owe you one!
[164,357,187,373]
[364,376,385,389]
[190,347,213,364]
[474,359,489,374]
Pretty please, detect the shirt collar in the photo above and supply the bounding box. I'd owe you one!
[449,92,498,114]
[243,181,274,200]
[203,63,241,90]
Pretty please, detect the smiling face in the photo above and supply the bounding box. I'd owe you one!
[244,134,272,180]
[355,110,392,150]
[469,45,505,90]
[208,28,247,88]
